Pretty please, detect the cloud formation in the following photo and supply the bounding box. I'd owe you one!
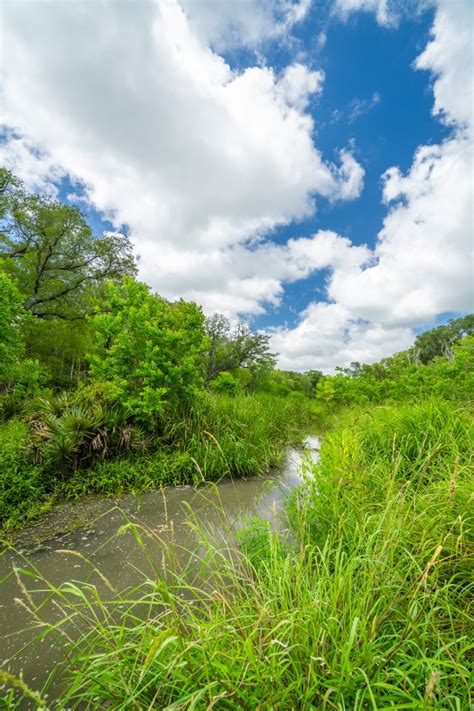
[1,0,363,321]
[179,0,312,50]
[334,0,399,27]
[1,0,472,372]
[272,0,473,370]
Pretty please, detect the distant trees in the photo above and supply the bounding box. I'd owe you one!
[204,314,276,385]
[413,315,474,364]
[314,326,474,409]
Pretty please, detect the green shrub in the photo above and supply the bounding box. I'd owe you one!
[26,391,149,475]
[0,420,51,531]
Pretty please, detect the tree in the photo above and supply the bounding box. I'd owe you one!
[88,278,208,424]
[0,270,25,385]
[0,270,46,396]
[305,369,323,393]
[414,315,474,364]
[0,168,136,321]
[204,314,276,384]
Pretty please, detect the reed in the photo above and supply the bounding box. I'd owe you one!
[4,400,472,709]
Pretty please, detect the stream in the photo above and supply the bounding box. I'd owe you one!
[0,436,319,707]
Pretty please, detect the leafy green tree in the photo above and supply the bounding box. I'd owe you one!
[24,318,94,387]
[0,270,46,404]
[88,278,208,424]
[209,371,243,395]
[304,369,323,394]
[0,270,25,384]
[204,313,276,384]
[414,315,474,364]
[0,168,136,321]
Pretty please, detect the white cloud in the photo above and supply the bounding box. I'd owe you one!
[347,91,381,123]
[1,0,471,373]
[271,0,474,371]
[137,229,370,317]
[332,149,366,200]
[415,1,473,131]
[333,0,398,27]
[1,0,362,320]
[179,0,312,50]
[0,132,65,197]
[271,302,414,371]
[277,63,324,111]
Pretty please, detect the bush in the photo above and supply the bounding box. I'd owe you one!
[0,420,51,531]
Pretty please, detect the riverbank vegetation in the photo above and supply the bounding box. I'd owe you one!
[4,398,472,709]
[1,170,319,533]
[1,168,473,708]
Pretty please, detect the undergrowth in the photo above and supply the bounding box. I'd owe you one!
[0,394,315,533]
[3,399,473,709]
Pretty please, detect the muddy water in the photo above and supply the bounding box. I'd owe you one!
[0,437,319,706]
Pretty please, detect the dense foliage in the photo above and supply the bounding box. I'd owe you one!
[0,172,320,531]
[88,278,208,423]
[0,168,136,321]
[7,400,472,709]
[314,334,474,412]
[0,169,473,534]
[1,169,472,708]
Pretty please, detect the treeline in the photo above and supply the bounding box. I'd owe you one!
[0,170,316,531]
[314,314,474,411]
[0,168,319,407]
[1,167,473,531]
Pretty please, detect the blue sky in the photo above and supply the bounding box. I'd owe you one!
[246,3,451,329]
[1,0,472,370]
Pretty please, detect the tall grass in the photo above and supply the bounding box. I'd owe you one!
[4,399,472,708]
[0,393,316,532]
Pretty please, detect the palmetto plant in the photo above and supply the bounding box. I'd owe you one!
[28,396,149,475]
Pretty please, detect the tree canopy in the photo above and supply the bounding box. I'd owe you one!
[414,314,474,364]
[88,278,208,423]
[205,313,276,384]
[0,168,136,321]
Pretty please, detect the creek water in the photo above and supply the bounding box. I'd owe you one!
[0,436,319,707]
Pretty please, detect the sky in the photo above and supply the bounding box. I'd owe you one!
[1,0,473,372]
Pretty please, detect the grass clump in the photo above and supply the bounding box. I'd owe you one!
[0,420,53,531]
[6,399,472,709]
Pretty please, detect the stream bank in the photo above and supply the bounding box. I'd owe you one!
[1,436,319,707]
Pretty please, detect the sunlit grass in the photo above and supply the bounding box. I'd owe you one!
[0,393,317,532]
[3,399,472,709]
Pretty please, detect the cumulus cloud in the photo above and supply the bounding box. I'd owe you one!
[415,0,473,131]
[1,0,363,318]
[136,229,370,317]
[272,0,474,371]
[271,302,414,371]
[1,0,471,373]
[179,0,312,50]
[0,132,65,197]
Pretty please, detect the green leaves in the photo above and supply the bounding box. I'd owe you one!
[88,278,208,425]
[314,328,474,409]
[0,168,136,322]
[204,313,276,385]
[0,270,25,382]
